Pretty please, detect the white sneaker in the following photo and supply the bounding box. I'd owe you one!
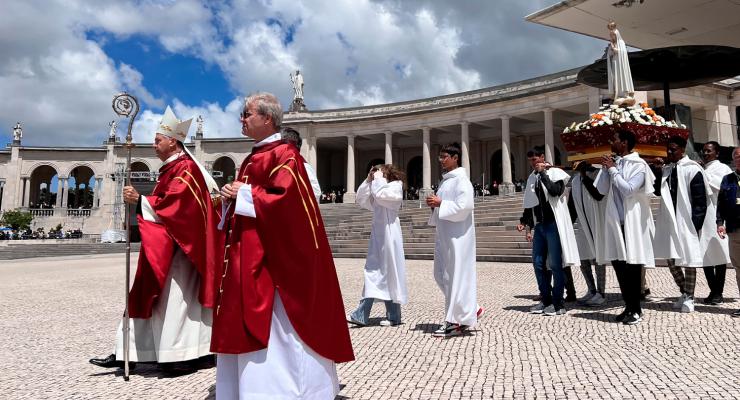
[681,297,695,313]
[586,293,606,306]
[530,302,546,314]
[379,319,400,327]
[672,293,686,309]
[577,292,596,305]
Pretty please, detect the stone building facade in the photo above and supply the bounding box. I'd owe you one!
[1,68,737,233]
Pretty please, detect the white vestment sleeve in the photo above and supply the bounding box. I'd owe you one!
[234,184,255,218]
[371,179,402,211]
[304,163,321,203]
[438,182,474,222]
[355,180,374,211]
[609,167,645,197]
[141,196,162,224]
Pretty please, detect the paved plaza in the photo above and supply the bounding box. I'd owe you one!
[2,254,740,399]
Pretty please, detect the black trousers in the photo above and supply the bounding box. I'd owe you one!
[612,260,642,314]
[702,265,727,297]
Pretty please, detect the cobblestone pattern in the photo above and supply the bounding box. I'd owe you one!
[1,255,739,399]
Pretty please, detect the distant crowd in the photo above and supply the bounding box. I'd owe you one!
[0,227,83,240]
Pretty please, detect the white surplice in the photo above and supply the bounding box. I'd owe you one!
[701,160,732,266]
[356,177,408,304]
[595,152,656,266]
[114,247,212,362]
[428,167,478,327]
[653,156,709,268]
[571,172,607,262]
[522,168,580,267]
[215,294,338,400]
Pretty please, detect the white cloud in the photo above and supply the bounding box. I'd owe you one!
[0,0,609,146]
[130,97,243,143]
[119,63,165,109]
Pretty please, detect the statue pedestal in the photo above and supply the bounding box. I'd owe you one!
[343,192,356,204]
[499,182,515,195]
[290,99,307,112]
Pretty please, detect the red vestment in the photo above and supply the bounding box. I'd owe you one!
[211,141,354,363]
[128,154,220,318]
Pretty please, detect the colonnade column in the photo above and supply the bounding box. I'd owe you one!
[22,178,30,207]
[500,115,514,195]
[422,127,431,196]
[344,134,356,203]
[384,130,393,164]
[61,178,69,208]
[308,134,317,172]
[543,108,554,164]
[460,122,470,176]
[55,179,63,208]
[92,177,102,208]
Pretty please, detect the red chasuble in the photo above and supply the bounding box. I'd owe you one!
[211,141,355,363]
[128,154,220,318]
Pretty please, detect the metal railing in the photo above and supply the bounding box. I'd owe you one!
[29,209,54,217]
[67,209,91,217]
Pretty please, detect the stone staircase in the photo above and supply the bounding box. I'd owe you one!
[0,242,141,261]
[322,193,532,263]
[0,194,532,262]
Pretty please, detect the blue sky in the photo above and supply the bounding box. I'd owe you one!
[0,0,608,147]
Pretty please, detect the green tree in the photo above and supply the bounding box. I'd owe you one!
[1,209,34,230]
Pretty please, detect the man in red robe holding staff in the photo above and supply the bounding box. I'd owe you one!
[89,106,220,370]
[213,92,354,399]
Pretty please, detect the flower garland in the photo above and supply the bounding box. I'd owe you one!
[563,103,687,134]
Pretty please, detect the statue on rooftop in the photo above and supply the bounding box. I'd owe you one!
[108,120,118,141]
[607,22,636,106]
[13,122,22,142]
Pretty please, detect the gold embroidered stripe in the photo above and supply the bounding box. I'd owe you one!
[174,176,207,225]
[183,170,202,193]
[276,165,319,249]
[270,158,319,226]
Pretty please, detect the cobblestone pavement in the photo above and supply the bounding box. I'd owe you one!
[2,254,740,399]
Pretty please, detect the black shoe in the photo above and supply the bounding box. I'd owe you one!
[614,309,630,323]
[89,354,136,369]
[622,312,642,325]
[711,295,723,305]
[703,293,716,304]
[564,295,577,303]
[732,309,740,318]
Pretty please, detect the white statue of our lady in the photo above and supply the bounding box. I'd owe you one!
[607,22,635,106]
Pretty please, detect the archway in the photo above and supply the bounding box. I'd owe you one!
[489,150,516,185]
[67,166,95,209]
[406,156,422,191]
[212,156,236,188]
[29,165,59,209]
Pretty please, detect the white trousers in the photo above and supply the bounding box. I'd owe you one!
[114,248,212,362]
[215,293,339,400]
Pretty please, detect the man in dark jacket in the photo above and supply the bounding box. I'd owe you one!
[716,146,740,317]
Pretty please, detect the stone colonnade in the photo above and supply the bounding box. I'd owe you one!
[334,108,560,199]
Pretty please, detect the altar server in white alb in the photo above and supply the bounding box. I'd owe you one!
[652,135,708,313]
[426,142,481,338]
[595,128,656,325]
[568,161,608,306]
[519,146,580,316]
[700,141,732,305]
[347,164,408,327]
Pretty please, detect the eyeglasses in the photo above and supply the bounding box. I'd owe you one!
[240,110,254,120]
[438,154,451,161]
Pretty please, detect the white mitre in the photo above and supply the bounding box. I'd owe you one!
[156,106,192,142]
[156,106,220,194]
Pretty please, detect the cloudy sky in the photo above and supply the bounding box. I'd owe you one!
[0,0,608,147]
